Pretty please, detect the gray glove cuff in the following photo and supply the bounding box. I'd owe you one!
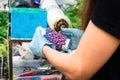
[29,41,45,57]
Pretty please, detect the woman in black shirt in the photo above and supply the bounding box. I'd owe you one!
[29,0,120,79]
[83,0,120,80]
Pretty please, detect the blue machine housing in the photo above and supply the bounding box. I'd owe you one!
[10,8,47,39]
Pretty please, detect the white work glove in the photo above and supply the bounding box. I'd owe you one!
[29,26,55,57]
[61,28,83,50]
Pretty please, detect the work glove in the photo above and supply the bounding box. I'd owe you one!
[61,28,83,50]
[29,26,55,57]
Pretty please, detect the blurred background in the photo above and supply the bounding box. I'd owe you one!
[0,0,82,79]
[0,0,9,79]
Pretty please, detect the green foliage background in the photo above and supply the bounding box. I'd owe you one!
[0,11,9,57]
[63,0,83,28]
[0,11,9,77]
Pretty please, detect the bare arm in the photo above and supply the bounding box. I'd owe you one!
[43,20,120,80]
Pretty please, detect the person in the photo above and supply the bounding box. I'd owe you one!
[29,0,120,79]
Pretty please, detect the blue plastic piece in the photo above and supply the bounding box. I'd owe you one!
[10,8,47,39]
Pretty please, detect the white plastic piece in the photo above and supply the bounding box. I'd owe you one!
[62,39,70,51]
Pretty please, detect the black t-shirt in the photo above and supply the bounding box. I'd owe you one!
[91,0,120,80]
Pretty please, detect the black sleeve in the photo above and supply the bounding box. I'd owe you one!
[91,0,120,39]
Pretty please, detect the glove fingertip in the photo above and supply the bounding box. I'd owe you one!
[28,43,44,57]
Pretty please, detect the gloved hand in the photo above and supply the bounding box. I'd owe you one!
[61,28,83,50]
[29,26,55,57]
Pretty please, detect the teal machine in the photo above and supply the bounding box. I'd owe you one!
[8,5,63,80]
[9,7,47,80]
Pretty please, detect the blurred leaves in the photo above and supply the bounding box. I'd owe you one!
[0,36,7,56]
[0,11,9,77]
[63,0,83,28]
[0,11,9,57]
[0,11,9,38]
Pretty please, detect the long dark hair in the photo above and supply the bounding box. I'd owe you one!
[81,0,96,30]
